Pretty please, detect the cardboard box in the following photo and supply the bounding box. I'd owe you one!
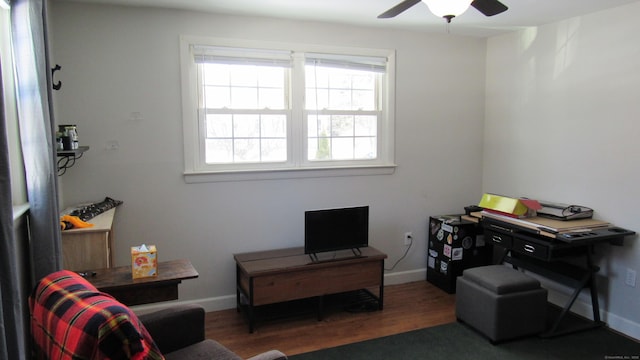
[131,244,157,279]
[478,193,540,217]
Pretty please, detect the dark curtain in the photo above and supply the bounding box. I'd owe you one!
[0,55,26,360]
[1,0,61,358]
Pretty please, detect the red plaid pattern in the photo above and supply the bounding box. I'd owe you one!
[30,270,164,360]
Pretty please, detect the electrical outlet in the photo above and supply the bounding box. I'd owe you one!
[625,268,636,287]
[404,232,413,245]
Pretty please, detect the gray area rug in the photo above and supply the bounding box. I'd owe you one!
[289,322,640,360]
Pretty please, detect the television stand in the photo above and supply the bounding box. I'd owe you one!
[308,247,363,262]
[234,246,387,333]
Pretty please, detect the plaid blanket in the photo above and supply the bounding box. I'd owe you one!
[30,270,164,360]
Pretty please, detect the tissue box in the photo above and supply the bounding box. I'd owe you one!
[131,244,158,279]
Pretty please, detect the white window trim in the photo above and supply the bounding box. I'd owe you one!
[180,36,396,183]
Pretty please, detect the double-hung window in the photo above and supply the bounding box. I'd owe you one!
[194,46,291,166]
[180,37,395,182]
[305,53,384,163]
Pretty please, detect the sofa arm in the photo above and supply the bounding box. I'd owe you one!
[138,304,206,355]
[247,350,288,360]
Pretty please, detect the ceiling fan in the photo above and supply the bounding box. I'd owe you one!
[378,0,508,23]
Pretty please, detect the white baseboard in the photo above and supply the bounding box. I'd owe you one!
[132,267,640,341]
[384,267,427,285]
[132,269,427,314]
[131,294,237,314]
[542,279,640,341]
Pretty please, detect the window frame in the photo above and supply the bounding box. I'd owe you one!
[195,53,293,170]
[180,36,396,183]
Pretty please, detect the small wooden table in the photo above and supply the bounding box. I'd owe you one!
[86,259,199,306]
[235,246,387,332]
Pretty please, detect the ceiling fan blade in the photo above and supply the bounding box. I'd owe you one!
[471,0,508,17]
[377,0,422,19]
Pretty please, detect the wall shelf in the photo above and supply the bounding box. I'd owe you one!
[57,146,89,176]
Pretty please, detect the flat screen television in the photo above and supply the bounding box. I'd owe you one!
[304,206,369,259]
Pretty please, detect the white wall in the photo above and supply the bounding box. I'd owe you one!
[49,3,485,309]
[485,2,640,338]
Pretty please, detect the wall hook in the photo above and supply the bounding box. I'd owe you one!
[51,64,61,90]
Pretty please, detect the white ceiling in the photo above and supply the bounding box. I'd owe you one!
[60,0,640,37]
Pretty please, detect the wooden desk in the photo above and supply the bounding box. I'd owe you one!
[235,246,387,333]
[478,214,635,337]
[62,208,116,271]
[86,259,199,306]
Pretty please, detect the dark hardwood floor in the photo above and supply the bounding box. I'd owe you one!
[205,281,456,358]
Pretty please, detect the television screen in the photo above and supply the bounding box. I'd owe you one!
[304,206,369,255]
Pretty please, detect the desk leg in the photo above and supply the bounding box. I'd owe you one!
[545,271,592,337]
[236,266,256,333]
[379,260,384,310]
[317,296,324,321]
[589,276,602,323]
[542,250,603,338]
[236,265,241,313]
[236,287,241,313]
[586,250,602,323]
[248,277,255,333]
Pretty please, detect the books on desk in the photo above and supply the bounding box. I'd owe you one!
[480,210,610,237]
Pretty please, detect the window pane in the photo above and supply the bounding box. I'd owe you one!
[259,88,285,109]
[352,90,374,110]
[261,115,286,138]
[306,67,329,88]
[317,115,331,138]
[234,115,260,138]
[204,86,230,108]
[352,73,375,90]
[355,137,377,159]
[308,137,332,161]
[306,113,378,161]
[332,138,354,160]
[307,114,318,138]
[307,138,318,160]
[205,139,233,163]
[230,65,257,87]
[329,89,350,109]
[203,65,230,86]
[205,114,288,164]
[355,116,377,136]
[308,115,331,137]
[306,65,378,111]
[231,87,258,108]
[201,63,287,110]
[261,139,287,162]
[306,88,329,110]
[234,139,261,162]
[329,71,351,88]
[331,115,354,137]
[206,114,232,138]
[258,67,285,88]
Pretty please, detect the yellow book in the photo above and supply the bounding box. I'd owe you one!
[478,193,538,216]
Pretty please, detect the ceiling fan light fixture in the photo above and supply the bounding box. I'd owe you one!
[422,0,473,21]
